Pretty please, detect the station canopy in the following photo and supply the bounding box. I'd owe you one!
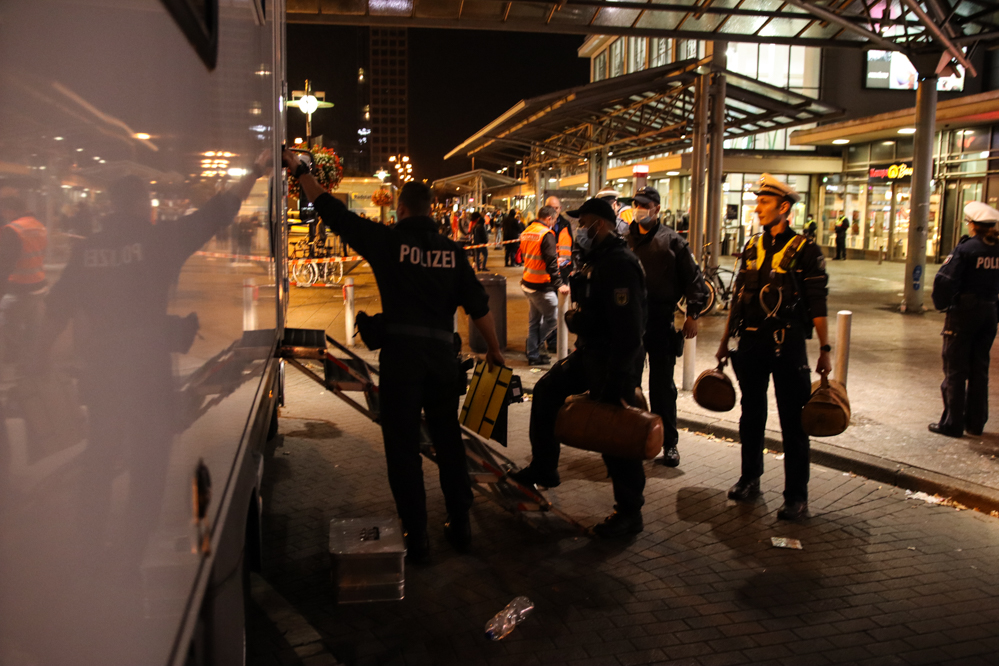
[289,0,999,72]
[431,168,523,195]
[444,57,841,168]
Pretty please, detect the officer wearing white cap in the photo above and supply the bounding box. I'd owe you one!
[596,188,631,236]
[929,201,999,437]
[716,173,831,521]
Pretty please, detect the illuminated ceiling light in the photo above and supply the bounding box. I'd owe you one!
[515,160,522,165]
[981,151,990,159]
[134,133,151,140]
[205,151,216,157]
[666,171,680,176]
[98,159,106,164]
[76,148,83,152]
[223,152,232,158]
[54,136,64,141]
[93,156,100,161]
[832,139,850,145]
[228,167,248,177]
[897,128,916,135]
[608,151,614,156]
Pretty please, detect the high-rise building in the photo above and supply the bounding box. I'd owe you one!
[368,28,408,172]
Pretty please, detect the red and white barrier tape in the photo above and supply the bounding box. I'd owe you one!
[195,251,273,262]
[288,255,363,266]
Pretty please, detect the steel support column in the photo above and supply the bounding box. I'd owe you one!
[902,74,937,313]
[689,73,709,259]
[706,63,726,272]
[588,148,608,197]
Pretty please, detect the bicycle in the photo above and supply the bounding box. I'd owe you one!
[676,242,739,317]
[290,231,344,286]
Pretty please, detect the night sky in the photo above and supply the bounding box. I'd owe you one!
[286,25,591,182]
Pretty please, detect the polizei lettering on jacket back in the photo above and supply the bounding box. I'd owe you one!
[975,256,999,270]
[83,243,144,268]
[399,244,455,268]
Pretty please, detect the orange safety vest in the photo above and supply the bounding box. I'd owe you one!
[6,216,47,285]
[557,225,572,268]
[520,221,555,285]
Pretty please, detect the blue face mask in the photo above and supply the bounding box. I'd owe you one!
[574,226,594,252]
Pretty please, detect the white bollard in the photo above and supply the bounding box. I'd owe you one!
[835,310,852,387]
[557,291,570,361]
[682,335,696,391]
[243,278,258,331]
[344,277,355,347]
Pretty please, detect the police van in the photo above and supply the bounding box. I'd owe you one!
[1,1,289,663]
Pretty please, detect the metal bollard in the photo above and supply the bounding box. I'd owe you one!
[557,291,570,361]
[835,310,852,387]
[682,335,696,391]
[243,278,258,331]
[343,277,355,347]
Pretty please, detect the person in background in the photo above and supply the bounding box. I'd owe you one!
[520,205,568,365]
[470,211,489,271]
[834,212,849,260]
[503,209,523,267]
[929,201,999,438]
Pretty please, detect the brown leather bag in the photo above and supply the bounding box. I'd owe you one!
[554,393,663,460]
[693,361,737,412]
[801,374,851,437]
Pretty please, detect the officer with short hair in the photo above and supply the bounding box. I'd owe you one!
[929,201,999,437]
[512,197,649,538]
[716,174,831,521]
[621,185,709,468]
[285,150,504,563]
[520,205,569,365]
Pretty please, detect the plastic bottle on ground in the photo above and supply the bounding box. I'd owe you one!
[484,596,534,641]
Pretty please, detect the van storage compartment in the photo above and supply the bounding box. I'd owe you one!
[328,518,405,603]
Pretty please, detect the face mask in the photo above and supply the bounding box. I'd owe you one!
[634,208,654,227]
[574,226,594,252]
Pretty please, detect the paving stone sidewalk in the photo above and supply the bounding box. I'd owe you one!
[247,367,999,666]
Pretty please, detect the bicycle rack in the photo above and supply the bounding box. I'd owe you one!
[279,328,584,533]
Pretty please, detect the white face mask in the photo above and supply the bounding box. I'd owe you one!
[634,208,654,227]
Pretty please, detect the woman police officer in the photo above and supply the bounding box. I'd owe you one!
[929,201,999,437]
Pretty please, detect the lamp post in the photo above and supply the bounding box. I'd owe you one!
[388,154,414,186]
[288,79,333,148]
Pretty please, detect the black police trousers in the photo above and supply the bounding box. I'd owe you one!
[940,297,998,434]
[644,343,679,449]
[378,340,473,538]
[731,331,812,503]
[528,351,646,513]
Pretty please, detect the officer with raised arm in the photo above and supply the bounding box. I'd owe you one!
[716,174,830,522]
[285,150,504,563]
[929,201,999,438]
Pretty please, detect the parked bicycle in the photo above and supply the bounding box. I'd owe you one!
[676,242,739,317]
[290,233,344,286]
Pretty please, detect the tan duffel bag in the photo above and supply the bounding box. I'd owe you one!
[693,361,737,412]
[554,393,663,460]
[801,374,851,437]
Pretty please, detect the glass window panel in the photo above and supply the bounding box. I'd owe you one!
[871,140,895,162]
[758,44,789,88]
[628,37,647,73]
[593,51,607,82]
[727,42,758,78]
[609,38,624,78]
[847,144,869,165]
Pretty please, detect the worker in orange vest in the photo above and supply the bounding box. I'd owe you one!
[520,205,569,365]
[0,196,48,366]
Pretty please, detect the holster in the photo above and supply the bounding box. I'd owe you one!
[355,311,385,351]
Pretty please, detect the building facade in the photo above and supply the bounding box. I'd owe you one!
[368,28,408,172]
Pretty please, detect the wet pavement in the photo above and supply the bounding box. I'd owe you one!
[245,251,999,665]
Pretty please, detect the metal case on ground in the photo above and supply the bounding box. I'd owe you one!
[328,518,406,603]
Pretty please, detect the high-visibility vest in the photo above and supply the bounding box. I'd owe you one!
[520,221,555,284]
[6,216,47,285]
[557,225,572,268]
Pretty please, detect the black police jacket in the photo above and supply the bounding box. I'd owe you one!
[312,194,489,337]
[932,234,999,311]
[568,235,648,399]
[626,220,709,345]
[732,229,828,337]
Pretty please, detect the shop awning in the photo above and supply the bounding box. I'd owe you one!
[444,58,841,168]
[790,89,999,147]
[288,0,998,70]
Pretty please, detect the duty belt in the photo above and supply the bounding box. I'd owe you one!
[385,323,454,344]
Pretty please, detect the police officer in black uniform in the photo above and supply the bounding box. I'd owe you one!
[511,197,649,538]
[622,186,709,468]
[286,151,504,563]
[716,174,831,521]
[929,201,999,437]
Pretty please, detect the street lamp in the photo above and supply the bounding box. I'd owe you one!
[288,79,334,148]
